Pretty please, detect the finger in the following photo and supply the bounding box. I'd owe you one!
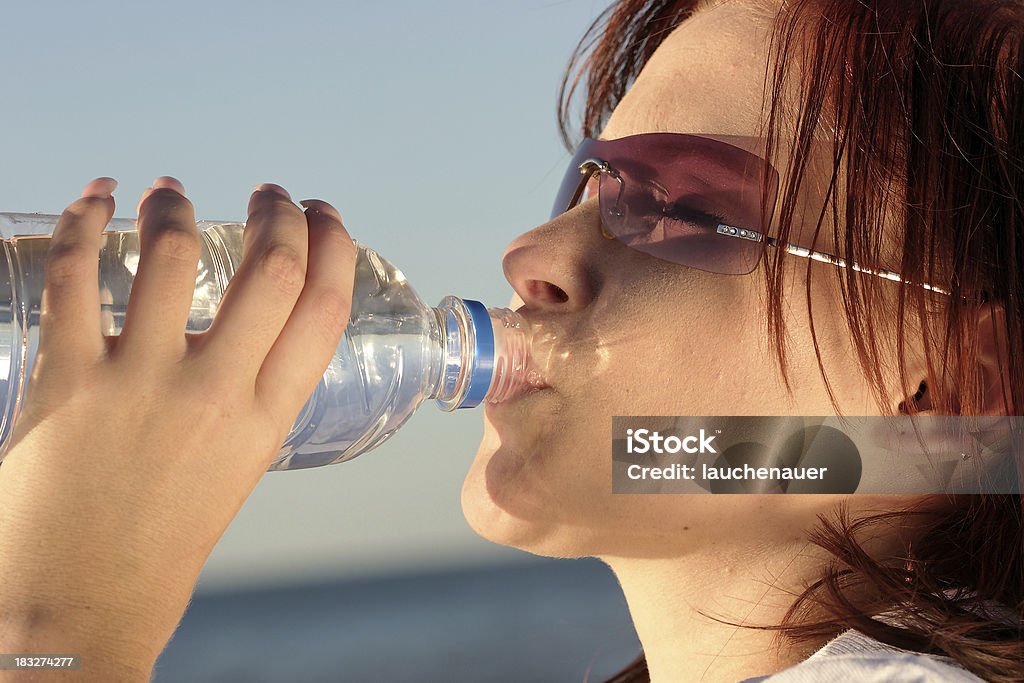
[241,183,290,263]
[256,200,356,421]
[39,177,118,362]
[116,176,200,358]
[202,183,308,381]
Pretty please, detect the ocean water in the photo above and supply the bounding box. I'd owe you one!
[154,557,641,683]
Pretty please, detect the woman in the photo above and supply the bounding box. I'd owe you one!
[0,0,1020,681]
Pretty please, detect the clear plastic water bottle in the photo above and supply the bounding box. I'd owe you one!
[0,213,537,470]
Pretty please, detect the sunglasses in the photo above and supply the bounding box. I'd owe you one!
[552,132,950,294]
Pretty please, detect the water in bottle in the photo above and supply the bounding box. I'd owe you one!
[0,213,540,470]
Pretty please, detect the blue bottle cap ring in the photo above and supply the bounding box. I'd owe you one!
[459,299,494,408]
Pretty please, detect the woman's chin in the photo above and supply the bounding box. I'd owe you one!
[460,426,593,558]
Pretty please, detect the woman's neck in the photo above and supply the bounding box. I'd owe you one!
[602,541,830,683]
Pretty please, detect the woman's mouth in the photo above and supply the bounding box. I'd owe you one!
[481,306,553,404]
[486,371,552,407]
[525,367,551,392]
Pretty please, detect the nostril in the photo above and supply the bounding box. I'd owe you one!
[526,279,569,304]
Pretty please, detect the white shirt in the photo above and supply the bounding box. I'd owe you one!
[741,630,985,682]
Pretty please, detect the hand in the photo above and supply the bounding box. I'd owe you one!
[0,177,356,679]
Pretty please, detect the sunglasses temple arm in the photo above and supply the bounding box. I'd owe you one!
[762,236,950,296]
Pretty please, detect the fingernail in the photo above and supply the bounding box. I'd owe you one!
[254,183,292,201]
[152,176,186,196]
[299,199,343,224]
[80,177,118,199]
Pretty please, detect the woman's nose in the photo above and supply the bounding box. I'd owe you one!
[501,212,599,313]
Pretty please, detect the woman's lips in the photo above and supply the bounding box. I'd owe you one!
[488,377,552,406]
[484,383,554,420]
[525,368,550,391]
[486,368,554,409]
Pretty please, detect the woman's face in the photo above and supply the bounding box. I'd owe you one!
[462,1,910,558]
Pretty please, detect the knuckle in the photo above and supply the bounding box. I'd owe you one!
[146,227,201,266]
[187,357,245,412]
[204,385,242,422]
[45,241,95,285]
[258,243,306,295]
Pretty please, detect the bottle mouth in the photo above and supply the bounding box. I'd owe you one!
[457,298,497,408]
[433,297,496,411]
[432,297,541,411]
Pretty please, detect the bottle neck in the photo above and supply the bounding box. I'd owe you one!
[425,297,532,411]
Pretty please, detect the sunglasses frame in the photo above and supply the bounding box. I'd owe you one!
[555,134,951,296]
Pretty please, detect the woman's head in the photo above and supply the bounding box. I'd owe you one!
[463,0,1012,550]
[463,0,1023,675]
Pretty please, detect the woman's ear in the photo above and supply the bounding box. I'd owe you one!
[897,302,1012,416]
[897,379,931,415]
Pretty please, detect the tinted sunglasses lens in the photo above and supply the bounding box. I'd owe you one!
[600,174,766,274]
[596,135,777,275]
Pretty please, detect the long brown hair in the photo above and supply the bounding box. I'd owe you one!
[558,1,1024,681]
